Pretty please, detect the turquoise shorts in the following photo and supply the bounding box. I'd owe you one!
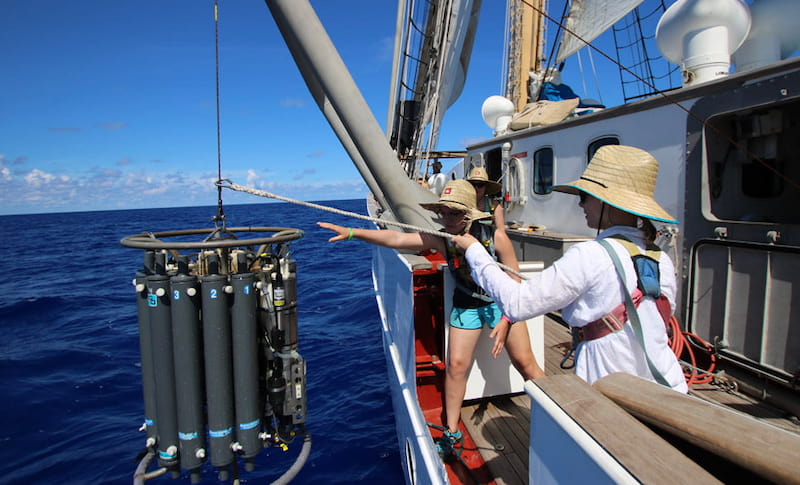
[450,303,502,330]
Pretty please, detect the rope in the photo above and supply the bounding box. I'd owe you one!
[218,180,442,234]
[218,180,525,280]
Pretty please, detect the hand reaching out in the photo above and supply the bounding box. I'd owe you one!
[317,222,350,242]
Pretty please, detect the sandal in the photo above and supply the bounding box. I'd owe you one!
[434,428,463,460]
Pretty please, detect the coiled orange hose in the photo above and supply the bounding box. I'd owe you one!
[667,316,717,387]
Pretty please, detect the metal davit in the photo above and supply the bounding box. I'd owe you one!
[122,226,310,483]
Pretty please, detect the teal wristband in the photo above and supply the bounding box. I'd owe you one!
[347,227,354,241]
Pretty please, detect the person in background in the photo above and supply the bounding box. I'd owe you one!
[317,179,544,456]
[453,145,687,393]
[466,166,514,268]
[427,160,447,196]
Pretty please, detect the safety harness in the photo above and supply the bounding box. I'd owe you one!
[562,236,673,388]
[572,236,670,343]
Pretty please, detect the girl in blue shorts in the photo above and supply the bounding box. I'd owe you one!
[318,178,544,452]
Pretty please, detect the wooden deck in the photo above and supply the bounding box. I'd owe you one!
[459,313,571,484]
[460,314,800,485]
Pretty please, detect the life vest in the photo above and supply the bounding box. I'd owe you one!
[612,235,662,299]
[445,221,495,308]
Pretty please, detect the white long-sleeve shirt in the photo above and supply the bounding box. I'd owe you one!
[428,172,447,196]
[465,225,687,392]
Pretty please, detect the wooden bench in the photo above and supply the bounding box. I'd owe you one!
[529,374,720,484]
[594,372,800,485]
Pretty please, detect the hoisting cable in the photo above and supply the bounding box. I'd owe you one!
[217,179,527,279]
[212,0,226,230]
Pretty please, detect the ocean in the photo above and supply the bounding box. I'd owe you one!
[0,200,406,484]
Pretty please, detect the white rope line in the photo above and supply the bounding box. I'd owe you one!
[220,180,444,236]
[219,180,525,279]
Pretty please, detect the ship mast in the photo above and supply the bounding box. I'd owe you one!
[506,0,546,111]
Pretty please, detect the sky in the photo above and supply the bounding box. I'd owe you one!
[0,0,630,216]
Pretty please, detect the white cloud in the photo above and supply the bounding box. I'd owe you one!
[0,162,369,215]
[246,169,261,187]
[24,169,59,187]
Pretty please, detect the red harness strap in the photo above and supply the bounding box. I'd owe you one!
[571,290,672,344]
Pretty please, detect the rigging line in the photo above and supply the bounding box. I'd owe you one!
[587,44,603,105]
[521,0,800,191]
[217,179,526,279]
[213,0,226,227]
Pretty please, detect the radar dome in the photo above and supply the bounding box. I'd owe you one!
[732,0,800,72]
[656,0,751,86]
[481,96,515,134]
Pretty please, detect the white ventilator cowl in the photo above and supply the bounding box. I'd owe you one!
[732,0,800,72]
[656,0,751,86]
[481,95,515,133]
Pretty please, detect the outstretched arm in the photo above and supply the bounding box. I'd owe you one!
[317,222,442,253]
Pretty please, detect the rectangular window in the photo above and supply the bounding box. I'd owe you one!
[533,148,554,194]
[704,101,800,223]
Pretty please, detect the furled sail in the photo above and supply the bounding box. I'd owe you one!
[388,0,481,171]
[555,0,643,63]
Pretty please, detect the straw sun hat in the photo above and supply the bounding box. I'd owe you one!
[420,179,491,221]
[553,145,677,223]
[466,167,502,195]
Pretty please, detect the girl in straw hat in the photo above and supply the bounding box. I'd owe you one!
[318,179,544,452]
[453,145,687,392]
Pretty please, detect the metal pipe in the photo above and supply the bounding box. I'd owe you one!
[264,0,438,230]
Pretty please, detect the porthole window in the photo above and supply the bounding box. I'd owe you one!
[533,147,554,195]
[587,137,619,164]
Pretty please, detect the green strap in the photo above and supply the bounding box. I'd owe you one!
[598,238,671,388]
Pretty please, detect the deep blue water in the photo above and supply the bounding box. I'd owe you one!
[0,200,405,484]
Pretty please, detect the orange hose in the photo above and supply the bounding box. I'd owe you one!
[667,316,716,387]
